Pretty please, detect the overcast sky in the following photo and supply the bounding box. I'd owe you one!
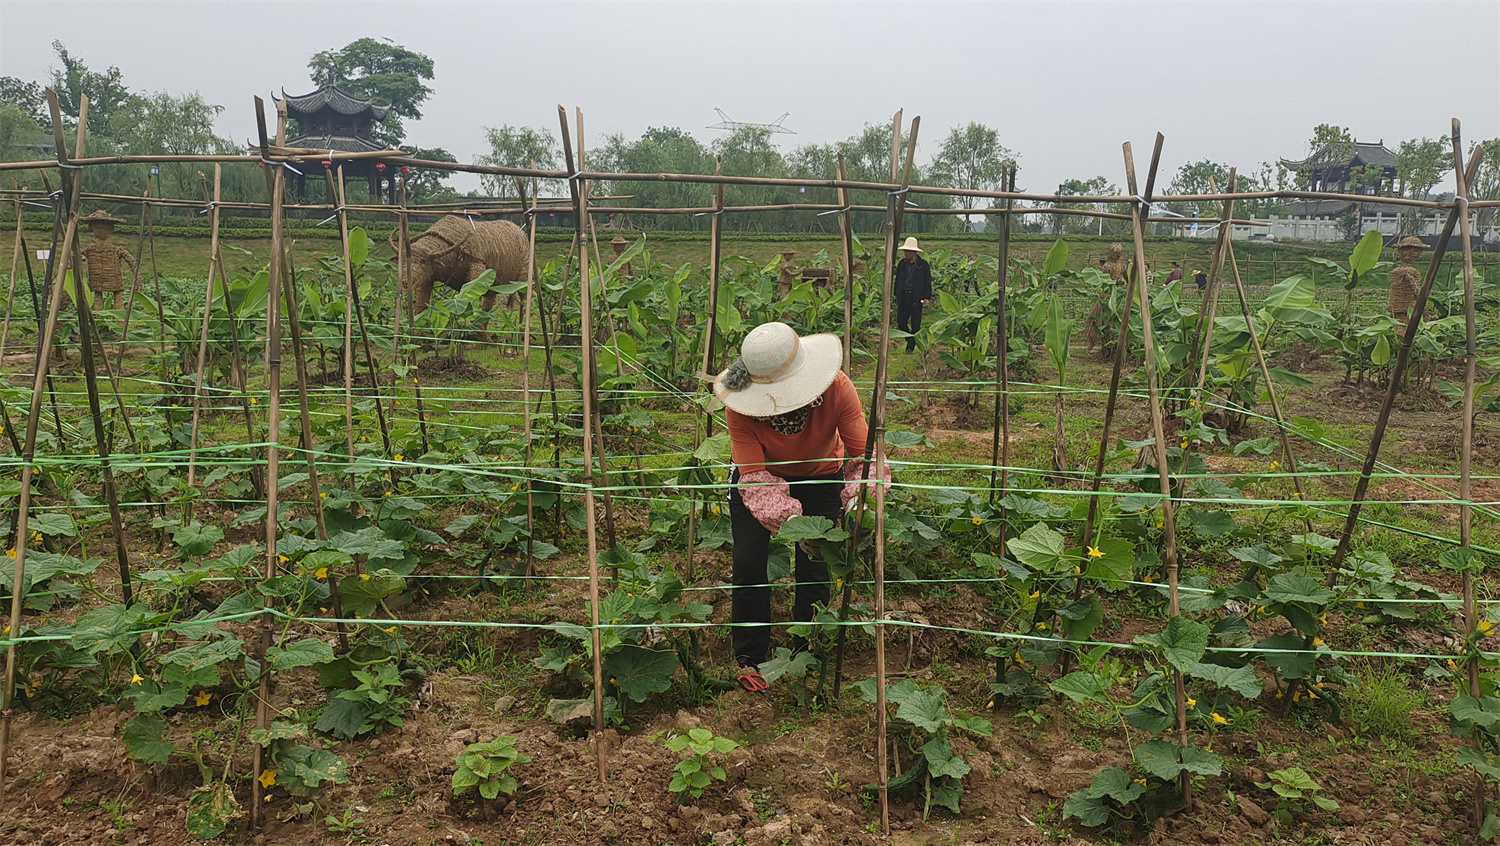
[2,0,1497,196]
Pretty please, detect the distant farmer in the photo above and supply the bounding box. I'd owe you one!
[893,236,932,353]
[79,209,136,311]
[1388,236,1426,323]
[1194,269,1209,292]
[713,322,887,692]
[1165,261,1183,285]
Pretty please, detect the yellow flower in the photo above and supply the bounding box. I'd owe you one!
[394,454,404,462]
[257,769,277,789]
[130,673,143,684]
[4,549,13,558]
[1029,589,1040,599]
[1291,492,1301,500]
[1036,621,1048,630]
[1270,460,1279,469]
[1449,659,1459,671]
[1134,778,1147,786]
[194,690,212,706]
[1211,712,1228,724]
[1480,620,1495,636]
[1312,637,1324,646]
[1074,565,1082,574]
[383,626,397,633]
[971,517,983,526]
[1087,546,1104,559]
[315,567,328,579]
[1318,612,1328,625]
[1142,575,1154,583]
[360,573,371,581]
[278,555,289,563]
[1355,601,1365,609]
[249,397,257,404]
[1186,697,1197,707]
[320,491,327,498]
[1189,400,1198,408]
[711,505,722,515]
[1180,440,1188,449]
[1156,520,1164,529]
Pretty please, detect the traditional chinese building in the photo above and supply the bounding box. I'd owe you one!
[1279,140,1398,195]
[277,83,400,202]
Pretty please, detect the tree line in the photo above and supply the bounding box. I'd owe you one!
[2,40,1494,237]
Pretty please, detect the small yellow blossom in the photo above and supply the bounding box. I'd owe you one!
[315,567,328,579]
[5,549,14,559]
[711,505,722,515]
[194,690,212,707]
[1029,589,1040,600]
[1186,697,1197,707]
[1037,621,1048,630]
[1074,565,1082,574]
[1211,712,1228,724]
[278,555,289,563]
[1087,546,1104,559]
[1142,575,1154,583]
[394,454,404,462]
[130,673,144,684]
[257,769,277,789]
[360,573,371,581]
[1449,659,1459,671]
[249,397,257,405]
[1318,612,1328,625]
[1355,601,1365,609]
[1480,620,1495,636]
[1291,492,1301,500]
[971,516,983,526]
[320,491,327,498]
[1135,778,1148,786]
[1270,460,1279,469]
[1312,637,1325,646]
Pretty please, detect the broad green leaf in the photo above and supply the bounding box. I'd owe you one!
[1050,671,1111,705]
[776,515,849,544]
[1265,573,1334,607]
[315,697,368,740]
[884,430,929,448]
[185,782,240,840]
[1008,523,1071,574]
[1134,616,1210,673]
[123,713,176,764]
[1371,334,1390,366]
[1255,632,1316,679]
[267,638,335,671]
[337,570,406,618]
[692,432,731,463]
[1086,766,1147,804]
[1348,230,1383,279]
[1185,662,1264,698]
[348,227,370,267]
[173,523,223,556]
[1045,294,1071,380]
[30,512,76,537]
[1042,239,1069,278]
[1063,789,1111,827]
[758,647,818,683]
[602,644,677,703]
[893,685,950,733]
[1134,740,1222,781]
[921,736,971,780]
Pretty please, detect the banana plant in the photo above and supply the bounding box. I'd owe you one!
[1305,230,1390,332]
[1044,246,1074,483]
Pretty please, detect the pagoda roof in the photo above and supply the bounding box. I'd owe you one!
[279,84,390,121]
[282,134,390,154]
[1280,141,1397,172]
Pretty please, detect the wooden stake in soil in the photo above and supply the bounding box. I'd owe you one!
[988,163,1016,506]
[1448,121,1486,831]
[837,153,855,374]
[115,175,152,370]
[700,158,725,438]
[249,96,288,822]
[558,104,608,782]
[1,89,90,810]
[185,164,229,493]
[334,168,393,463]
[520,169,540,578]
[1123,136,1192,808]
[1,192,23,358]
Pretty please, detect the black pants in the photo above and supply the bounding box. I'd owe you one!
[729,471,842,667]
[896,300,923,351]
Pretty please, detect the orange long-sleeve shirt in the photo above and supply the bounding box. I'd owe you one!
[726,370,868,478]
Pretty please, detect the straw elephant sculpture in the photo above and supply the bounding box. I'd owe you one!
[395,215,528,315]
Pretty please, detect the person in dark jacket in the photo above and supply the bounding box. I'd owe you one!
[893,236,932,352]
[1165,261,1184,285]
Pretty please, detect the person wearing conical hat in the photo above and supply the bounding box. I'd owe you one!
[713,322,889,691]
[894,236,931,353]
[1388,236,1426,323]
[78,209,135,311]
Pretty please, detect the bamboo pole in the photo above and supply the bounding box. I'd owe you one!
[521,169,540,579]
[1188,171,1238,392]
[837,153,855,375]
[1,89,89,810]
[1123,136,1191,808]
[574,117,618,554]
[988,163,1016,505]
[335,168,394,464]
[700,158,725,439]
[391,176,407,425]
[115,174,151,371]
[1,192,22,358]
[185,165,228,493]
[558,104,607,782]
[249,96,288,823]
[1449,121,1485,831]
[833,113,918,701]
[332,168,357,468]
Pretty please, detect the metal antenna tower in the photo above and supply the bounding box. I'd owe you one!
[706,108,795,134]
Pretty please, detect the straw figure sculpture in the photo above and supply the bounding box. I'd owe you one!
[1388,236,1426,323]
[1084,243,1128,353]
[394,215,528,316]
[79,209,136,311]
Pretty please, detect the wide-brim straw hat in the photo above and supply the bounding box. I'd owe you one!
[899,236,923,253]
[81,209,125,226]
[713,322,843,418]
[1394,236,1426,250]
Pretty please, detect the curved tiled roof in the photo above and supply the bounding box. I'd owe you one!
[279,85,390,120]
[284,134,388,153]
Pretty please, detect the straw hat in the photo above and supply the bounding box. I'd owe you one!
[713,322,843,418]
[81,209,125,226]
[899,236,923,253]
[1394,236,1426,250]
